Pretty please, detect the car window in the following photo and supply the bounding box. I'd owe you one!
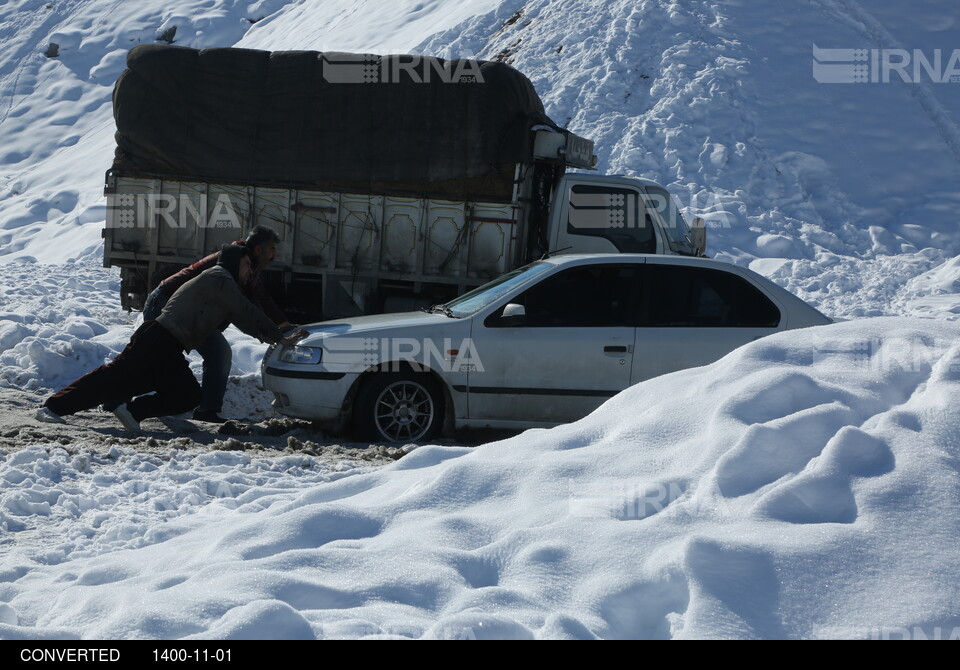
[567,184,656,253]
[641,265,781,328]
[491,264,640,328]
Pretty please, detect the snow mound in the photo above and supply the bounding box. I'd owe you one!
[2,317,958,639]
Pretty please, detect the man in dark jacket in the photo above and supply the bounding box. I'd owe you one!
[35,246,304,431]
[140,225,292,423]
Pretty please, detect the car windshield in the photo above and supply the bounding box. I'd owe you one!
[444,262,555,317]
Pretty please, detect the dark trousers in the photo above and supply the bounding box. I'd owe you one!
[44,321,201,423]
[144,287,231,413]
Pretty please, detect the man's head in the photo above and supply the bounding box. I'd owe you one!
[245,226,280,269]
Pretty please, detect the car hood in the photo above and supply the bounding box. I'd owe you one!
[297,311,459,345]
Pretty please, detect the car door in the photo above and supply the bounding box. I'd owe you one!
[631,262,784,383]
[467,263,641,423]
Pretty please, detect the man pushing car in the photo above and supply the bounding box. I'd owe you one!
[138,225,293,423]
[35,245,305,431]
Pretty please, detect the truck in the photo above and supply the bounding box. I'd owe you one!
[103,45,705,321]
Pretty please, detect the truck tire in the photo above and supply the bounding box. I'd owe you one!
[353,372,443,443]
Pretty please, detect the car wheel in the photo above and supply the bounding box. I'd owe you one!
[354,372,443,443]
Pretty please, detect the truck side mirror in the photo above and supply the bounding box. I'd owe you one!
[690,217,707,257]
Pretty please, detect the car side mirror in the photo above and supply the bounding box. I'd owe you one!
[499,303,526,327]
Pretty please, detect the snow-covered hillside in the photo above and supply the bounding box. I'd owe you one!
[3,0,960,318]
[419,0,960,319]
[1,0,960,640]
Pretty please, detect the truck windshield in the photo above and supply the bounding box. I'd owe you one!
[445,262,555,317]
[642,185,694,254]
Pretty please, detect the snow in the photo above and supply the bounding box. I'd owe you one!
[3,318,959,639]
[1,0,959,640]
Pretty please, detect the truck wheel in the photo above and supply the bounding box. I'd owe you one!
[354,372,443,443]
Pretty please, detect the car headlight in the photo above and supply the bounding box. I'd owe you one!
[278,346,322,365]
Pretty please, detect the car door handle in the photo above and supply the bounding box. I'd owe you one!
[604,346,629,354]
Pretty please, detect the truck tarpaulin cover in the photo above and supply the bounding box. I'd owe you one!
[112,45,556,199]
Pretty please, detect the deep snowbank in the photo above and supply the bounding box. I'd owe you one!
[2,317,958,639]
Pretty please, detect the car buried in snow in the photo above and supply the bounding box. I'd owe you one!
[261,254,832,442]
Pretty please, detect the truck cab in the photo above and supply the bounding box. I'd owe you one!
[530,128,705,259]
[547,173,704,258]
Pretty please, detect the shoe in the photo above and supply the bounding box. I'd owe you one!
[112,403,141,431]
[35,407,66,424]
[192,409,227,424]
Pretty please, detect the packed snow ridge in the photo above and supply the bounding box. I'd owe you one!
[2,318,960,639]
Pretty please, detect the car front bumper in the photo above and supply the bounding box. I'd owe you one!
[262,365,358,423]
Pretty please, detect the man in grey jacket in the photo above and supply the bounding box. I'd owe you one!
[141,225,291,423]
[36,246,304,431]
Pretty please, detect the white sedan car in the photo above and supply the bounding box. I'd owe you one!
[262,254,831,442]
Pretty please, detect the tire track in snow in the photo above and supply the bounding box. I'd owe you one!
[0,2,66,127]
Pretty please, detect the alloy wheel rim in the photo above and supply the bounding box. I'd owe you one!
[374,381,435,442]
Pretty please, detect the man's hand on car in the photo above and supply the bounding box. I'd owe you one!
[278,328,309,347]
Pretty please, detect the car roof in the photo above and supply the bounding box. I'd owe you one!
[542,253,732,270]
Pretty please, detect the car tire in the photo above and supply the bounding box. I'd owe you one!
[353,372,444,443]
